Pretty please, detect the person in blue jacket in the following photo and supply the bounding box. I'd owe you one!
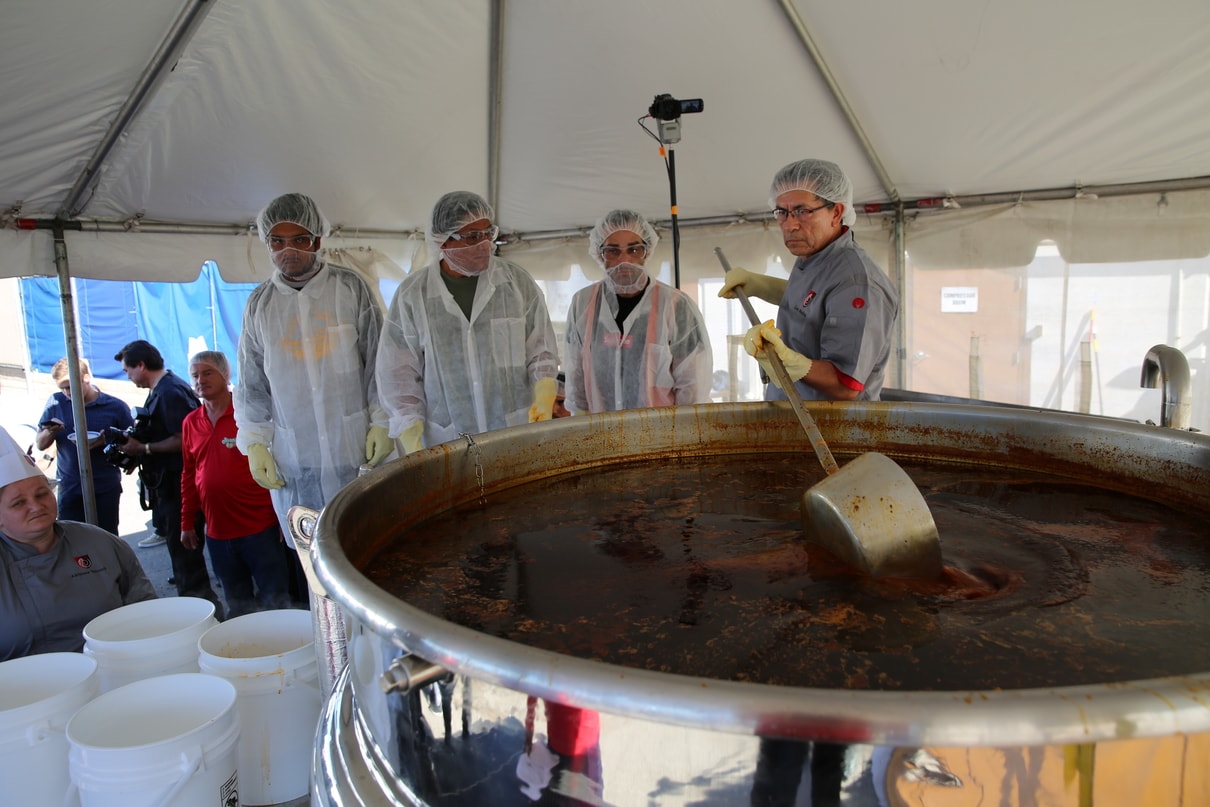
[34,357,134,535]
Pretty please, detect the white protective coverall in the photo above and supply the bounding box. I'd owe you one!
[564,279,713,412]
[376,256,560,447]
[235,261,387,541]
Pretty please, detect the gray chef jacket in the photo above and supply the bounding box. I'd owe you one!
[0,520,156,660]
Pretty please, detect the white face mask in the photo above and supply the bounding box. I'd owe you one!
[270,246,321,282]
[603,262,649,296]
[441,241,494,276]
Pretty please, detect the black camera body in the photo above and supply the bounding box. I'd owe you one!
[649,93,704,121]
[102,409,152,474]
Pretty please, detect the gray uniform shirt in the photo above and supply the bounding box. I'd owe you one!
[770,229,898,402]
[0,520,157,660]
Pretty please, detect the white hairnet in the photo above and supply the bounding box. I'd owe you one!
[256,193,331,242]
[426,191,494,257]
[769,159,856,227]
[588,209,659,268]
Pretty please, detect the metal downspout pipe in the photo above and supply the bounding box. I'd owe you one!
[1140,345,1193,429]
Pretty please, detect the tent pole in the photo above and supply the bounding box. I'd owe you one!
[16,174,1210,246]
[58,0,216,219]
[893,205,907,389]
[51,221,100,527]
[487,0,506,214]
[775,0,901,204]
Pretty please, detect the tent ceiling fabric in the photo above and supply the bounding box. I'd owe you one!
[2,0,1210,281]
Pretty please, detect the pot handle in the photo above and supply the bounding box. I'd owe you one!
[287,505,329,597]
[288,505,352,699]
[380,653,451,696]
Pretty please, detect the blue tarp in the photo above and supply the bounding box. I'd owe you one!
[21,261,259,385]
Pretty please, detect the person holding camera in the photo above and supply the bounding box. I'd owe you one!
[35,357,133,535]
[719,159,898,402]
[563,209,712,413]
[376,191,560,452]
[114,340,221,613]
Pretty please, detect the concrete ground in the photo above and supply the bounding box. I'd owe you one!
[1,368,211,599]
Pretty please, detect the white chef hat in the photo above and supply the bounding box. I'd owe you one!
[0,426,46,491]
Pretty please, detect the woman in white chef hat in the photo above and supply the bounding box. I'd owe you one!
[0,426,156,660]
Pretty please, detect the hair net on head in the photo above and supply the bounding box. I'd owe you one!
[256,193,331,242]
[588,209,660,268]
[769,159,856,227]
[426,191,494,257]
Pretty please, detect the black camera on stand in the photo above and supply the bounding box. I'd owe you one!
[648,93,703,145]
[648,94,704,120]
[102,408,152,474]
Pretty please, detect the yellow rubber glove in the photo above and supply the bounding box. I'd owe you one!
[400,421,424,454]
[364,425,394,467]
[743,320,814,390]
[527,377,558,422]
[718,267,788,305]
[247,443,285,490]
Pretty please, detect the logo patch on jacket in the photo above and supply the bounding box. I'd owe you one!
[603,333,634,348]
[852,297,866,309]
[802,290,817,307]
[74,555,92,569]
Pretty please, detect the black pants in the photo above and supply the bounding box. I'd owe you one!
[151,472,223,618]
[58,488,122,536]
[751,739,847,807]
[205,525,292,619]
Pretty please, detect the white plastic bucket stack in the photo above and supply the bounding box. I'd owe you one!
[198,609,321,805]
[0,652,98,807]
[82,597,217,693]
[66,672,240,807]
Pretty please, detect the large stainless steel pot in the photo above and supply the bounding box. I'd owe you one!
[305,402,1210,806]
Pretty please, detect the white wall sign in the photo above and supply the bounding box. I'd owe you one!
[941,286,978,313]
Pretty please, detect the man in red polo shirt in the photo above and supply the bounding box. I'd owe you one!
[181,351,290,619]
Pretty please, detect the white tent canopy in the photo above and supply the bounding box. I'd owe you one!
[3,0,1210,283]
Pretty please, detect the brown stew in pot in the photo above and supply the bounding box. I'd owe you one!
[367,454,1210,691]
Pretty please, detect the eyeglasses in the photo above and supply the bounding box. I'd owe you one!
[771,202,833,223]
[447,226,499,246]
[267,234,318,251]
[600,244,648,261]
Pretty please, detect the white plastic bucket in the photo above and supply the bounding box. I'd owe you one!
[82,597,217,693]
[66,673,240,807]
[197,609,320,805]
[0,652,98,807]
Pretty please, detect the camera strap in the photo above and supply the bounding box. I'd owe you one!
[138,476,153,511]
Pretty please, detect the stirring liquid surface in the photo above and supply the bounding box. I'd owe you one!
[366,455,1210,691]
